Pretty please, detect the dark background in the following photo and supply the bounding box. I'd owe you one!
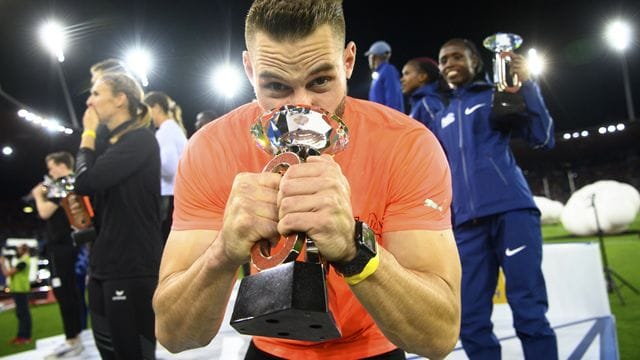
[0,0,639,234]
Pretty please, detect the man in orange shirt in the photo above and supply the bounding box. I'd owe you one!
[152,1,461,359]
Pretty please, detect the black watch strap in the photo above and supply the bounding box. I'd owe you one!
[332,220,378,277]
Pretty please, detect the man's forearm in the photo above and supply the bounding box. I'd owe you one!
[350,248,460,359]
[153,239,240,353]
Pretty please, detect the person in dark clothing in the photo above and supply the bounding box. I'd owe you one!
[1,244,32,345]
[401,57,446,126]
[73,72,162,359]
[31,151,85,358]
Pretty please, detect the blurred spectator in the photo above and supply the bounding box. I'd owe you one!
[365,40,404,112]
[144,91,188,243]
[31,151,85,358]
[195,110,217,131]
[1,244,32,345]
[401,57,446,126]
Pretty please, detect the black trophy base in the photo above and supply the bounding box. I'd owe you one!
[230,261,341,342]
[491,91,527,130]
[71,227,96,246]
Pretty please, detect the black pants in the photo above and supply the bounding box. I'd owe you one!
[13,293,31,339]
[88,277,157,359]
[50,245,83,339]
[160,195,174,245]
[245,341,406,360]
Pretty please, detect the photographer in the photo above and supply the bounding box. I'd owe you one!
[31,151,85,358]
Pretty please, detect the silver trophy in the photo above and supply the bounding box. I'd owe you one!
[483,33,527,120]
[43,175,96,245]
[230,104,348,342]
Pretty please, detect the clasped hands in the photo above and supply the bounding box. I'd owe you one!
[219,154,357,268]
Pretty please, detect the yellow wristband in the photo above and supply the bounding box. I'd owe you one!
[82,130,96,139]
[343,253,380,286]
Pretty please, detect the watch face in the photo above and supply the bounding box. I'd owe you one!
[361,223,377,255]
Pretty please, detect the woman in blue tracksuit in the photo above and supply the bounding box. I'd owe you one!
[430,38,558,360]
[401,57,446,125]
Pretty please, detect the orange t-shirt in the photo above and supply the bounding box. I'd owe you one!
[173,97,452,359]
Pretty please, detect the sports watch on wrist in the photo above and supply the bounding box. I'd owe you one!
[332,220,378,277]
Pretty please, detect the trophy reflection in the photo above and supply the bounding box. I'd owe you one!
[230,104,348,342]
[43,175,96,245]
[483,33,527,119]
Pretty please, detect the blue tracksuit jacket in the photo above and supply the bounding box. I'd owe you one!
[428,80,554,226]
[369,62,404,113]
[408,82,445,127]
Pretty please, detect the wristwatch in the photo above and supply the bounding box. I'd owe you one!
[332,220,378,277]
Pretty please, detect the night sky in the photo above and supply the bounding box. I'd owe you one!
[0,0,639,202]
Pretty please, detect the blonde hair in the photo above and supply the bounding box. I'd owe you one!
[99,73,151,141]
[143,91,186,135]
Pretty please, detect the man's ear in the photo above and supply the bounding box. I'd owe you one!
[242,50,255,87]
[344,41,356,80]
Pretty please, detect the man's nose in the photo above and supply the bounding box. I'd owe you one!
[287,90,313,106]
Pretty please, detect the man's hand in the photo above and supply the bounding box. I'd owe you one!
[31,182,46,199]
[277,155,356,263]
[504,51,530,83]
[218,172,282,267]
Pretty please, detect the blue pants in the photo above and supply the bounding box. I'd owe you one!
[455,209,557,360]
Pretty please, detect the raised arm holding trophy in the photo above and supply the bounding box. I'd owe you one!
[153,1,461,359]
[483,32,527,118]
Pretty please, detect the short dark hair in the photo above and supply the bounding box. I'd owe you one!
[407,57,441,84]
[195,111,218,130]
[45,151,74,169]
[441,38,484,77]
[245,0,345,50]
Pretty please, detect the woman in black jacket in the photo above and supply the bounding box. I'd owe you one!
[74,72,161,359]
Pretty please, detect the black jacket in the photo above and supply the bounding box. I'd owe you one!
[75,124,162,279]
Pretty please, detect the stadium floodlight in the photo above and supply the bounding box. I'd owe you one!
[125,48,152,87]
[211,64,244,99]
[563,133,571,140]
[40,21,66,62]
[616,123,625,131]
[572,132,580,138]
[527,48,545,76]
[2,146,13,156]
[598,127,607,134]
[607,125,616,133]
[16,109,73,135]
[605,19,635,121]
[605,20,632,52]
[581,130,589,137]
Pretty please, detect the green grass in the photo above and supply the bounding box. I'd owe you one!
[0,302,65,356]
[541,217,640,360]
[1,220,638,358]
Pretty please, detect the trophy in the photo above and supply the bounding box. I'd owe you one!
[230,104,349,342]
[483,33,527,121]
[43,175,96,245]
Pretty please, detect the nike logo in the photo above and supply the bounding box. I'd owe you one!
[505,245,527,257]
[464,103,486,115]
[441,112,455,128]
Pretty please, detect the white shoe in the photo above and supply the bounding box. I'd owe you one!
[44,341,84,359]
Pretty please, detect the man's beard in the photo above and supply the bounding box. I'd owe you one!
[334,96,346,118]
